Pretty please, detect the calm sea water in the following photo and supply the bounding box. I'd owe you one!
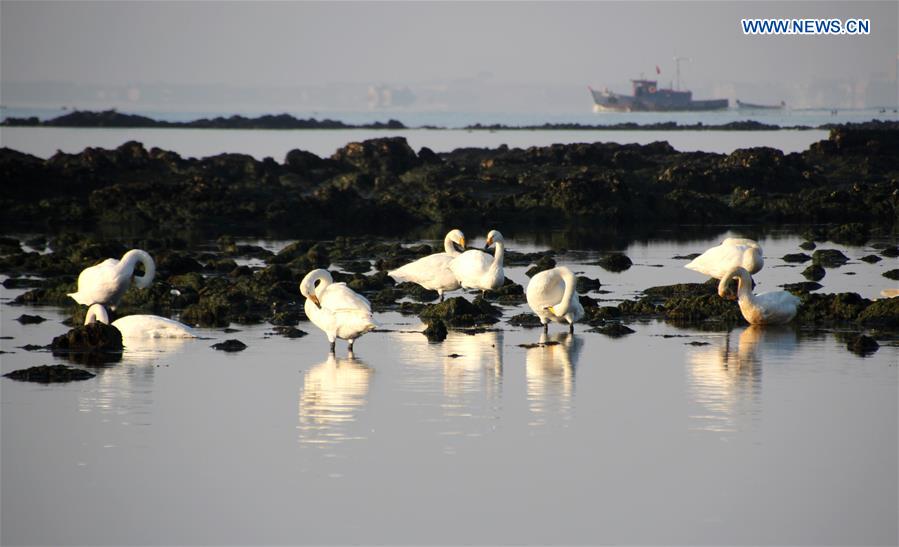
[2,231,897,545]
[0,126,830,159]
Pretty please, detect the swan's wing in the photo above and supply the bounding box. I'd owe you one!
[69,259,125,305]
[685,244,752,278]
[526,269,565,311]
[322,283,372,313]
[722,238,760,249]
[388,253,454,284]
[449,249,492,277]
[112,315,197,338]
[753,291,800,322]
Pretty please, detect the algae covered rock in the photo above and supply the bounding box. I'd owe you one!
[801,264,826,281]
[419,296,500,327]
[507,313,543,328]
[812,249,849,268]
[422,319,448,342]
[51,322,123,352]
[857,298,899,328]
[4,364,96,383]
[846,334,879,356]
[595,253,633,273]
[589,323,635,337]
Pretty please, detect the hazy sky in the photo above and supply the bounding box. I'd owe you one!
[2,1,897,88]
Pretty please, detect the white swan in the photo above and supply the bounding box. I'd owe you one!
[300,269,377,353]
[85,303,197,338]
[448,229,505,296]
[68,249,156,309]
[388,229,466,301]
[526,266,584,333]
[685,238,764,279]
[719,266,800,325]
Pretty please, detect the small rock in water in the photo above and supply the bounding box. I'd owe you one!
[271,326,308,339]
[507,313,543,328]
[51,323,123,352]
[596,254,633,273]
[798,241,816,251]
[781,282,823,294]
[525,256,556,277]
[801,264,826,281]
[211,339,247,352]
[422,320,448,342]
[812,249,849,268]
[686,341,711,346]
[576,276,601,293]
[589,323,635,337]
[859,254,882,263]
[673,253,701,260]
[4,364,95,383]
[16,314,47,324]
[19,344,47,351]
[883,269,899,281]
[880,246,899,258]
[781,253,811,263]
[846,334,879,356]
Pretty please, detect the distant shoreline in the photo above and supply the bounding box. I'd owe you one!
[2,108,884,131]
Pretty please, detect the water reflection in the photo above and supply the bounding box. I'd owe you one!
[525,333,583,425]
[298,353,373,447]
[442,330,504,403]
[687,325,798,434]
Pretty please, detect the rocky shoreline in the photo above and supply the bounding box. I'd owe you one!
[2,122,897,237]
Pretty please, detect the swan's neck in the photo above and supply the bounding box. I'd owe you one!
[555,269,577,317]
[85,304,110,325]
[120,250,155,289]
[443,234,459,256]
[734,269,754,303]
[491,242,505,270]
[313,271,332,300]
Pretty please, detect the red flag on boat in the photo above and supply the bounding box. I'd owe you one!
[656,65,661,75]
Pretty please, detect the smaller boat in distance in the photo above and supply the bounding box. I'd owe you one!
[736,100,786,110]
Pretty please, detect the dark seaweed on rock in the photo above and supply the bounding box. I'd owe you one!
[2,122,897,235]
[4,364,96,383]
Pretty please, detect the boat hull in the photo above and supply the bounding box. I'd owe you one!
[590,87,729,112]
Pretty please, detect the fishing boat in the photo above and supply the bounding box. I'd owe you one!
[736,100,786,110]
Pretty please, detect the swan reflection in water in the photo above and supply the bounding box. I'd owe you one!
[298,353,374,446]
[442,329,504,406]
[525,332,583,425]
[687,325,798,434]
[75,338,190,422]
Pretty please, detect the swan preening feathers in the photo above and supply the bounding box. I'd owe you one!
[388,229,465,301]
[85,304,197,339]
[301,269,378,353]
[719,266,800,325]
[69,249,156,309]
[526,266,584,333]
[686,238,764,280]
[449,229,506,295]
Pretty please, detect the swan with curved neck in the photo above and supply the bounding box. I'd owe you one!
[719,266,800,325]
[526,266,584,333]
[85,303,196,339]
[69,249,156,309]
[686,238,764,280]
[448,230,505,297]
[388,229,466,301]
[300,269,377,353]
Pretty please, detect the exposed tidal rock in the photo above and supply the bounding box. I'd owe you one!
[589,323,635,337]
[846,334,879,356]
[525,256,556,277]
[211,339,247,352]
[798,241,817,251]
[507,313,543,328]
[51,323,123,352]
[422,319,448,342]
[883,269,899,281]
[801,264,826,281]
[576,276,601,293]
[16,314,46,324]
[781,282,823,294]
[856,298,899,328]
[419,296,501,327]
[595,254,633,273]
[782,253,811,263]
[812,249,850,268]
[4,364,96,383]
[859,254,882,263]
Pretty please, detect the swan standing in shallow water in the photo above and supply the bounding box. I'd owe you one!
[719,266,800,325]
[388,229,466,301]
[448,230,505,296]
[301,269,377,353]
[69,249,156,309]
[686,238,764,280]
[526,266,584,333]
[85,304,197,338]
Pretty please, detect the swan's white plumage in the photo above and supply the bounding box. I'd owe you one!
[526,266,584,329]
[388,229,465,298]
[719,266,800,325]
[448,230,505,292]
[301,269,377,349]
[85,304,196,339]
[68,249,156,309]
[685,238,763,280]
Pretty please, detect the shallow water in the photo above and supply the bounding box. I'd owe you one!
[1,231,897,545]
[1,126,829,159]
